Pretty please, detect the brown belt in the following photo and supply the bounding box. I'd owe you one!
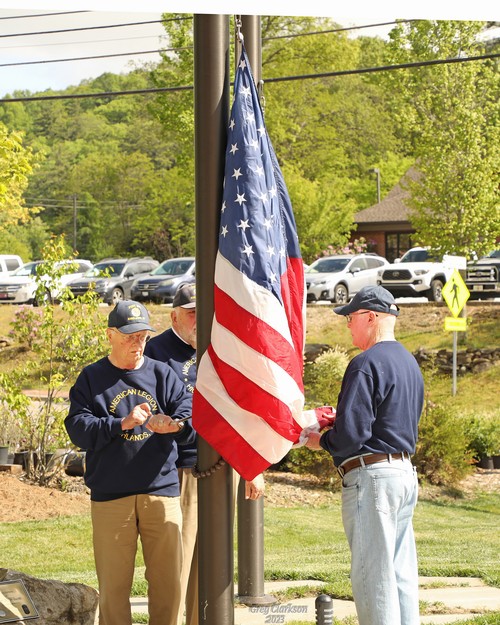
[337,452,408,478]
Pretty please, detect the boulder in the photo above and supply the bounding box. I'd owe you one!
[0,569,98,625]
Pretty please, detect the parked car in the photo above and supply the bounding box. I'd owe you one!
[0,259,93,305]
[67,257,159,306]
[306,253,389,304]
[376,246,455,302]
[466,249,500,299]
[131,257,196,304]
[0,254,24,276]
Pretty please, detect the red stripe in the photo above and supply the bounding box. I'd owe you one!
[214,283,304,389]
[206,344,300,441]
[281,257,305,361]
[192,388,271,480]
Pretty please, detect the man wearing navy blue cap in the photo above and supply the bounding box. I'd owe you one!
[65,300,195,625]
[307,285,424,625]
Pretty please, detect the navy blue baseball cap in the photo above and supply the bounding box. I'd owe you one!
[173,284,196,309]
[108,300,155,334]
[333,285,400,317]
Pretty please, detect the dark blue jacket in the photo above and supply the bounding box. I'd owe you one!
[145,328,197,469]
[320,341,424,467]
[65,355,195,501]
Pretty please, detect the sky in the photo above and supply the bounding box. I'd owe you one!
[0,0,497,98]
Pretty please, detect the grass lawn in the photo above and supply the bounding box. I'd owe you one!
[1,491,498,598]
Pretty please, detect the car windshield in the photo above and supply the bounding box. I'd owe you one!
[12,262,41,276]
[152,259,194,276]
[400,249,440,263]
[306,258,350,273]
[486,250,500,259]
[85,262,126,277]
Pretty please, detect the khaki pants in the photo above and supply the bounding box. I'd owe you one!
[91,494,183,625]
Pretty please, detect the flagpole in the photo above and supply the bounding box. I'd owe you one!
[193,14,234,625]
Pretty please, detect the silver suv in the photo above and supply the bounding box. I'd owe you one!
[306,253,389,304]
[67,257,159,306]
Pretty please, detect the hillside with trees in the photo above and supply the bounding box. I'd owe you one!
[0,16,498,264]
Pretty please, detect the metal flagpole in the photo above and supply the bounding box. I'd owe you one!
[193,14,234,625]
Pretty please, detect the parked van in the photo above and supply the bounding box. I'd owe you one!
[0,255,23,276]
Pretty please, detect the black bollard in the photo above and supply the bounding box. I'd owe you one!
[315,593,334,625]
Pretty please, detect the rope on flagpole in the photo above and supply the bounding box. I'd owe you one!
[192,457,227,479]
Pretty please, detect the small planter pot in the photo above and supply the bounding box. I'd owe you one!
[0,446,9,464]
[492,455,500,469]
[478,456,494,470]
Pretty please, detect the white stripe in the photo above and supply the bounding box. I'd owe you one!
[210,316,305,421]
[215,252,294,346]
[196,354,293,463]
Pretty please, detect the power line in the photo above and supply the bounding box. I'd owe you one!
[0,49,170,68]
[0,34,166,50]
[0,15,190,39]
[262,20,417,40]
[0,11,90,20]
[1,51,498,104]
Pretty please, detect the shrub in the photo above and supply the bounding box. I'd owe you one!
[304,346,349,407]
[282,446,340,489]
[414,401,475,486]
[464,414,500,460]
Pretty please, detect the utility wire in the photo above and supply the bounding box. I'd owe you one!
[0,15,190,39]
[0,11,90,20]
[0,49,175,68]
[1,51,498,104]
[1,34,166,50]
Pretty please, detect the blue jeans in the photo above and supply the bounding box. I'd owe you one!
[341,456,420,625]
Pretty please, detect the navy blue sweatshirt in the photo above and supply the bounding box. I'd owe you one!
[65,355,195,501]
[145,328,197,469]
[320,341,424,467]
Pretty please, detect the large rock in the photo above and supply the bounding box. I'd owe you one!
[0,569,98,625]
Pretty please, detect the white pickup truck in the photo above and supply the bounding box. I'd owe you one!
[376,247,460,302]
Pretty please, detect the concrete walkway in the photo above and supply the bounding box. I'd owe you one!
[129,576,500,624]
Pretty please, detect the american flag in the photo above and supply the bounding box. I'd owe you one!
[192,43,329,481]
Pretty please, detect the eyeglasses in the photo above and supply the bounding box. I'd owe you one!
[110,329,151,344]
[346,311,372,323]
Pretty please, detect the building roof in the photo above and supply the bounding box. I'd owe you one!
[355,167,420,225]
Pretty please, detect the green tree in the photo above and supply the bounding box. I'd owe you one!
[386,20,500,258]
[0,122,41,231]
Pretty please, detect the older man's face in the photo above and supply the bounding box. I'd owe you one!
[172,307,196,349]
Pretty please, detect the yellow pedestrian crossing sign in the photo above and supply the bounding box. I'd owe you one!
[442,269,470,318]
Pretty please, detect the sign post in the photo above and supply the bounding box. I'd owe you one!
[442,268,470,396]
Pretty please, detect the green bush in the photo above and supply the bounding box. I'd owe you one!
[414,401,475,486]
[304,346,348,407]
[464,414,500,460]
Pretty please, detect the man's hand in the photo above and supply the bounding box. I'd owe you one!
[245,473,265,500]
[305,431,322,450]
[146,413,184,434]
[121,402,152,430]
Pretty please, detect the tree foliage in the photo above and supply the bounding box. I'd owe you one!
[0,17,496,263]
[0,122,41,235]
[386,20,500,258]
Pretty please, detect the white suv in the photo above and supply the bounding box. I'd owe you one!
[376,247,454,302]
[0,259,93,305]
[306,253,389,304]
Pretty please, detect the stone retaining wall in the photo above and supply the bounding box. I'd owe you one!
[411,347,499,374]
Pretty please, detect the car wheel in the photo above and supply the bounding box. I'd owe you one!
[429,279,444,302]
[333,284,348,304]
[110,288,124,306]
[33,288,53,307]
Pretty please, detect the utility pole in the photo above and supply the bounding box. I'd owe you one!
[72,194,77,252]
[369,167,381,204]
